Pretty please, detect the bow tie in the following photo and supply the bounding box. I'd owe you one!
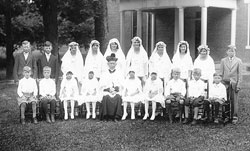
[109,69,116,73]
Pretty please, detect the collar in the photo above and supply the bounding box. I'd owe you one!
[109,69,116,73]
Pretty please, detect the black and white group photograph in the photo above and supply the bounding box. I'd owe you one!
[0,0,250,150]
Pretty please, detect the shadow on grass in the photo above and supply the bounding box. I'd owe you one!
[0,84,250,151]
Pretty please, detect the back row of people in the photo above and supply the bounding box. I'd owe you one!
[14,37,242,124]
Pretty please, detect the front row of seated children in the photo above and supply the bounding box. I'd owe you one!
[18,66,228,125]
[18,66,58,124]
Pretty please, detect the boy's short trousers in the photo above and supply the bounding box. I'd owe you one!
[165,93,185,104]
[185,96,204,107]
[17,95,37,106]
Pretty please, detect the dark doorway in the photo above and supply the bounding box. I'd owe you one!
[195,12,201,58]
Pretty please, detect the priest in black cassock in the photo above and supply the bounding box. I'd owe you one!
[99,53,124,121]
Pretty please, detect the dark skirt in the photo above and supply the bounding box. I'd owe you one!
[99,94,123,120]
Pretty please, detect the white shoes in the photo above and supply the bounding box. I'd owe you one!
[86,112,91,119]
[131,114,135,120]
[64,114,68,120]
[71,113,74,119]
[122,113,128,120]
[92,112,96,119]
[143,114,149,120]
[150,114,155,121]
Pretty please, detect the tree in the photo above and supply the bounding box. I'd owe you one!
[40,0,58,55]
[5,0,14,79]
[93,0,108,54]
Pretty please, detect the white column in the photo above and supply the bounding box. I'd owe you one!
[247,4,250,49]
[201,7,208,45]
[146,12,149,52]
[151,13,155,53]
[137,9,142,38]
[120,11,125,50]
[231,9,237,46]
[179,7,184,41]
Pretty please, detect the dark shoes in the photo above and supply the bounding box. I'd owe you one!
[232,116,238,124]
[182,118,189,124]
[191,119,197,125]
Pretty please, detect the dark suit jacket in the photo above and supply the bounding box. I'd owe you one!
[13,52,38,82]
[220,56,242,89]
[37,53,59,82]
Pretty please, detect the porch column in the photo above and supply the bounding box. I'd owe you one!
[231,9,237,46]
[120,11,125,50]
[151,13,155,53]
[179,7,184,41]
[137,9,142,38]
[201,7,208,45]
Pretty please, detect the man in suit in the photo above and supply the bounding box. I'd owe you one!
[37,41,59,84]
[220,45,243,124]
[13,40,38,84]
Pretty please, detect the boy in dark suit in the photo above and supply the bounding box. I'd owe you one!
[37,41,59,84]
[220,45,243,124]
[13,40,37,84]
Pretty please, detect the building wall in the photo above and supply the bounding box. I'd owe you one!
[107,0,250,87]
[154,9,175,58]
[207,7,231,63]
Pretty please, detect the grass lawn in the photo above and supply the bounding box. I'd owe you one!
[0,83,250,151]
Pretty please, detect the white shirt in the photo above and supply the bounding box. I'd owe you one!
[209,82,227,100]
[23,52,29,60]
[188,79,206,97]
[126,51,148,77]
[165,79,186,96]
[17,77,38,97]
[45,53,51,62]
[39,78,56,97]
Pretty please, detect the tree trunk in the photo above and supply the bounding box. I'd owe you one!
[42,0,58,56]
[94,0,108,54]
[5,0,14,79]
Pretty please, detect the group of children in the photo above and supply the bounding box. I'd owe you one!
[15,39,242,125]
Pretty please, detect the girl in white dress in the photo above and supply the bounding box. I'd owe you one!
[172,41,193,80]
[126,37,148,84]
[104,38,126,76]
[193,45,215,84]
[84,40,105,80]
[122,68,143,120]
[61,42,84,82]
[143,71,165,121]
[59,71,79,120]
[80,71,100,119]
[149,41,172,85]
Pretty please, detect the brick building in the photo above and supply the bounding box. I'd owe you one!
[106,0,250,87]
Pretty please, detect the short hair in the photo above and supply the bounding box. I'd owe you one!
[228,45,236,51]
[66,71,73,75]
[193,68,201,75]
[44,41,52,47]
[43,66,51,72]
[151,72,157,75]
[172,67,181,73]
[23,66,31,72]
[213,72,222,77]
[88,71,94,74]
[22,40,30,46]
